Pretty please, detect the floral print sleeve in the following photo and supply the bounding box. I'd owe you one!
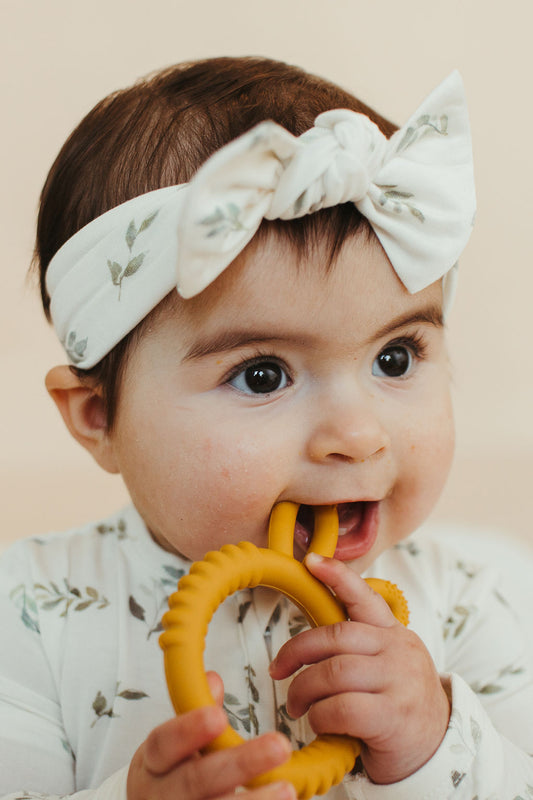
[0,544,76,794]
[344,532,533,799]
[0,507,172,798]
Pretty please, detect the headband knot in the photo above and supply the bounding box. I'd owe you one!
[268,111,386,219]
[46,71,475,369]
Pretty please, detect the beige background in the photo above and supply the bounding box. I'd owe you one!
[1,0,532,552]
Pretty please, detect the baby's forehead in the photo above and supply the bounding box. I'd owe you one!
[153,231,444,351]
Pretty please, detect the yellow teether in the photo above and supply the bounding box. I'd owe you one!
[160,502,409,799]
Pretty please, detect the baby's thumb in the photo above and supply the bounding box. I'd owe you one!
[206,670,225,706]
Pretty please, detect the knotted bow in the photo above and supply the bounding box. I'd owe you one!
[47,71,475,369]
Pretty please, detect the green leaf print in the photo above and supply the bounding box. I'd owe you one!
[137,211,159,234]
[125,220,138,249]
[394,540,420,557]
[224,693,255,734]
[129,594,146,621]
[396,113,448,153]
[9,584,40,634]
[277,704,305,749]
[96,518,128,539]
[90,683,149,726]
[244,664,259,703]
[222,666,261,737]
[471,663,525,696]
[377,184,425,222]
[269,602,282,628]
[470,716,482,747]
[443,604,476,639]
[238,600,252,623]
[92,690,107,716]
[456,560,478,579]
[118,689,149,701]
[248,703,259,736]
[200,208,225,226]
[451,771,465,788]
[64,331,88,364]
[161,564,186,586]
[33,580,109,617]
[289,613,308,638]
[409,206,425,222]
[106,210,159,298]
[199,202,247,238]
[61,736,74,759]
[124,252,145,277]
[129,564,184,638]
[476,683,502,695]
[107,260,122,285]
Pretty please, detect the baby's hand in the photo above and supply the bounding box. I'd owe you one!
[127,672,296,800]
[269,554,450,785]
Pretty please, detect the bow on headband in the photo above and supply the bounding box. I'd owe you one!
[47,71,475,369]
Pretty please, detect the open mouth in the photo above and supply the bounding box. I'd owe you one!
[294,501,379,561]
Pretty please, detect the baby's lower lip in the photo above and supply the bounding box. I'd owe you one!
[294,501,379,561]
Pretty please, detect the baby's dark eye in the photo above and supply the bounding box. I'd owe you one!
[228,360,289,395]
[372,345,413,378]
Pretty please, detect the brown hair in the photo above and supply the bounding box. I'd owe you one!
[33,56,397,428]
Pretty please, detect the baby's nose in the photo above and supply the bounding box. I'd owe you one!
[306,389,390,464]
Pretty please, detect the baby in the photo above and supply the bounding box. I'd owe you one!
[1,56,532,800]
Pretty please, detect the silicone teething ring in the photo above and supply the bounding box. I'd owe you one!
[160,503,409,799]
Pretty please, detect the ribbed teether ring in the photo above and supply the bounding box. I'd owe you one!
[159,503,409,799]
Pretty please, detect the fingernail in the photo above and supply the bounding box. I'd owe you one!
[269,732,292,759]
[269,781,297,800]
[305,552,324,567]
[269,658,282,679]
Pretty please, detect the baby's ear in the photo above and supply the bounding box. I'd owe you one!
[45,366,119,474]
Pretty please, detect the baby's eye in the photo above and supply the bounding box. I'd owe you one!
[228,359,290,395]
[372,344,414,378]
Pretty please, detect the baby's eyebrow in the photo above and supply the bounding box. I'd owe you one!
[365,304,444,345]
[183,304,443,361]
[182,331,310,361]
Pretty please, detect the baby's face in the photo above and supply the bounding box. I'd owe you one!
[107,232,454,570]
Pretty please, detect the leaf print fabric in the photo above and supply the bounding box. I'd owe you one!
[107,210,159,299]
[90,685,149,727]
[128,564,185,638]
[64,331,88,365]
[0,507,532,800]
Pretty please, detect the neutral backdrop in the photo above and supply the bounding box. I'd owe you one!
[1,0,532,553]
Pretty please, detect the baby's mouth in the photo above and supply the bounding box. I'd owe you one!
[294,501,379,561]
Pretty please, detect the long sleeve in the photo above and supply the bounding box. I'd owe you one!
[346,673,533,799]
[0,769,129,800]
[0,508,178,798]
[344,531,533,798]
[0,544,76,794]
[0,563,129,799]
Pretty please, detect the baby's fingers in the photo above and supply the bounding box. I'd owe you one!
[141,672,225,774]
[283,654,381,718]
[305,553,397,627]
[270,620,381,680]
[173,732,293,799]
[141,706,228,774]
[206,670,225,706]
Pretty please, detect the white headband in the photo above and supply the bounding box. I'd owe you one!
[47,70,475,368]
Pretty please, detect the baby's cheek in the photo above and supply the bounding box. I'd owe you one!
[407,417,454,520]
